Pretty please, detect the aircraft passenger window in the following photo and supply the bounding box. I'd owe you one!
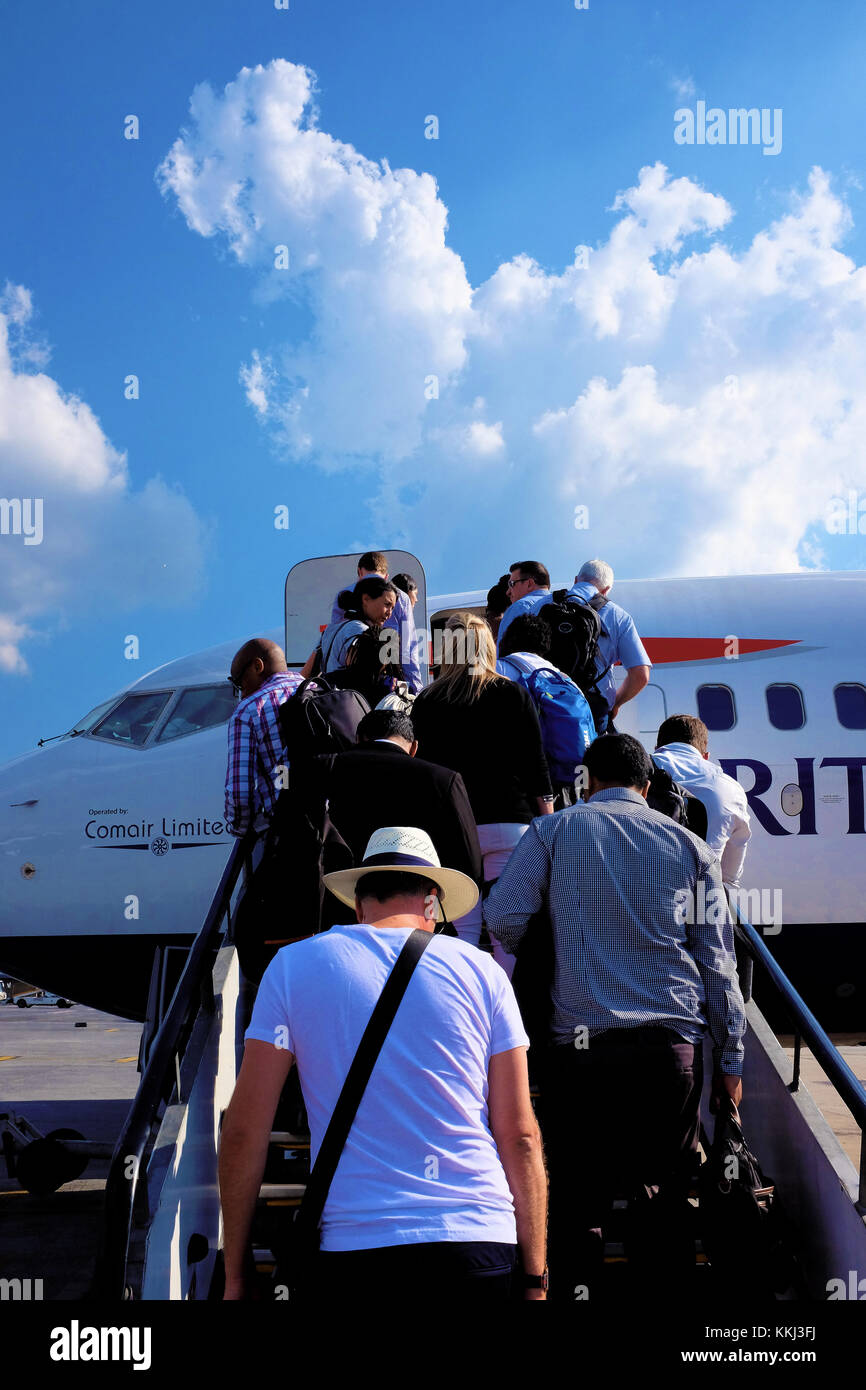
[765,683,806,730]
[156,685,238,743]
[834,683,866,730]
[90,692,171,746]
[696,684,736,731]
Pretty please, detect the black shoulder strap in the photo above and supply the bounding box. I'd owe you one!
[296,927,432,1234]
[321,619,356,671]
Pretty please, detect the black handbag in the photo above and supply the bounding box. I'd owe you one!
[698,1097,790,1295]
[278,927,432,1297]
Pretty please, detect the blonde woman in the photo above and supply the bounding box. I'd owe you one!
[411,613,554,969]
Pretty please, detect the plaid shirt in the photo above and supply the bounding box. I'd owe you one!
[483,788,746,1075]
[225,672,305,836]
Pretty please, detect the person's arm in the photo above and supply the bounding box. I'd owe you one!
[388,590,423,692]
[219,1039,294,1298]
[225,713,255,837]
[488,1046,548,1299]
[610,663,650,719]
[483,820,551,955]
[608,611,651,719]
[686,856,746,1108]
[719,809,752,890]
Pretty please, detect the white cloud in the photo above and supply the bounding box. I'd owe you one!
[464,420,505,456]
[670,75,697,103]
[0,288,209,673]
[158,59,866,582]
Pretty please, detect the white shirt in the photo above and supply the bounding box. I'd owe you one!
[496,652,555,681]
[245,923,529,1251]
[652,742,752,888]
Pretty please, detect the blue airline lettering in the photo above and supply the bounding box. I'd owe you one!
[720,759,790,836]
[719,756,866,836]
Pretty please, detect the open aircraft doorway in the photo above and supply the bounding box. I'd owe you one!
[284,550,428,685]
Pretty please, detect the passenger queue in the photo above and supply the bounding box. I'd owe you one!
[218,552,751,1303]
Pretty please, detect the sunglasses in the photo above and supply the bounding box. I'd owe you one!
[227,657,254,696]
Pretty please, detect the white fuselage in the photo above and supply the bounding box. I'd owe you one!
[0,570,863,1022]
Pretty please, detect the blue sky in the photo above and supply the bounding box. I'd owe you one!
[1,0,865,761]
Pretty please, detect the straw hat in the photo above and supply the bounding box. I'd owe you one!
[323,826,479,922]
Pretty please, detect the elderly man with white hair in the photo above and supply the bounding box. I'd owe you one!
[562,558,651,725]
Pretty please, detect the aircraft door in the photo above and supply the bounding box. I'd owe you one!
[284,551,428,684]
[615,680,667,753]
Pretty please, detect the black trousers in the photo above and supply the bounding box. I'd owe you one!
[540,1028,702,1302]
[308,1240,519,1303]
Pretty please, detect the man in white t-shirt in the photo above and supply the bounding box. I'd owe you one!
[653,713,752,889]
[218,826,548,1301]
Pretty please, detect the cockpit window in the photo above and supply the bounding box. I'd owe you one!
[90,692,172,746]
[155,685,237,743]
[65,699,118,737]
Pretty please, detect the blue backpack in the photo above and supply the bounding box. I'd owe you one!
[504,656,597,784]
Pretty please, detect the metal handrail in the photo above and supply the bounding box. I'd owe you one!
[734,910,866,1212]
[95,831,257,1298]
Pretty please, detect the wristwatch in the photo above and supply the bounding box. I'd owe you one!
[524,1270,549,1291]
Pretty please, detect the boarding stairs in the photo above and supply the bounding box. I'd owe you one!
[93,833,866,1302]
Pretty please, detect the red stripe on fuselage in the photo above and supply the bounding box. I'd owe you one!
[642,638,800,665]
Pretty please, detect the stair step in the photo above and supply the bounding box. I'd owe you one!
[259,1183,307,1202]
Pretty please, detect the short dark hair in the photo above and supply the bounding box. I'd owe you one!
[391,572,417,596]
[358,551,388,575]
[509,560,550,588]
[582,733,653,790]
[356,870,437,903]
[657,714,709,754]
[498,614,552,660]
[486,574,511,619]
[357,709,415,743]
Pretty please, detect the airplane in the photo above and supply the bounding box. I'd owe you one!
[0,553,863,1028]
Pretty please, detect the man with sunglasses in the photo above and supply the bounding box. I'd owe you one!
[495,561,552,652]
[224,638,305,839]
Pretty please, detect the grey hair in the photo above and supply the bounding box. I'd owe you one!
[577,558,614,592]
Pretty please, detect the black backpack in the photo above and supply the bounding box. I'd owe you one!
[648,759,709,840]
[538,590,611,731]
[647,760,689,824]
[278,676,370,764]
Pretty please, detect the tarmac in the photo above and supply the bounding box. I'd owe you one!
[1,1000,864,1303]
[0,1003,142,1300]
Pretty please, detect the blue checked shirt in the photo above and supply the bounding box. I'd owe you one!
[225,672,305,836]
[483,788,746,1075]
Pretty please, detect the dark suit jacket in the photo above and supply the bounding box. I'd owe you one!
[296,741,483,885]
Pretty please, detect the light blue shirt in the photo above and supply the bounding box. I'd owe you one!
[483,789,746,1074]
[499,582,650,710]
[319,617,368,673]
[495,590,553,651]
